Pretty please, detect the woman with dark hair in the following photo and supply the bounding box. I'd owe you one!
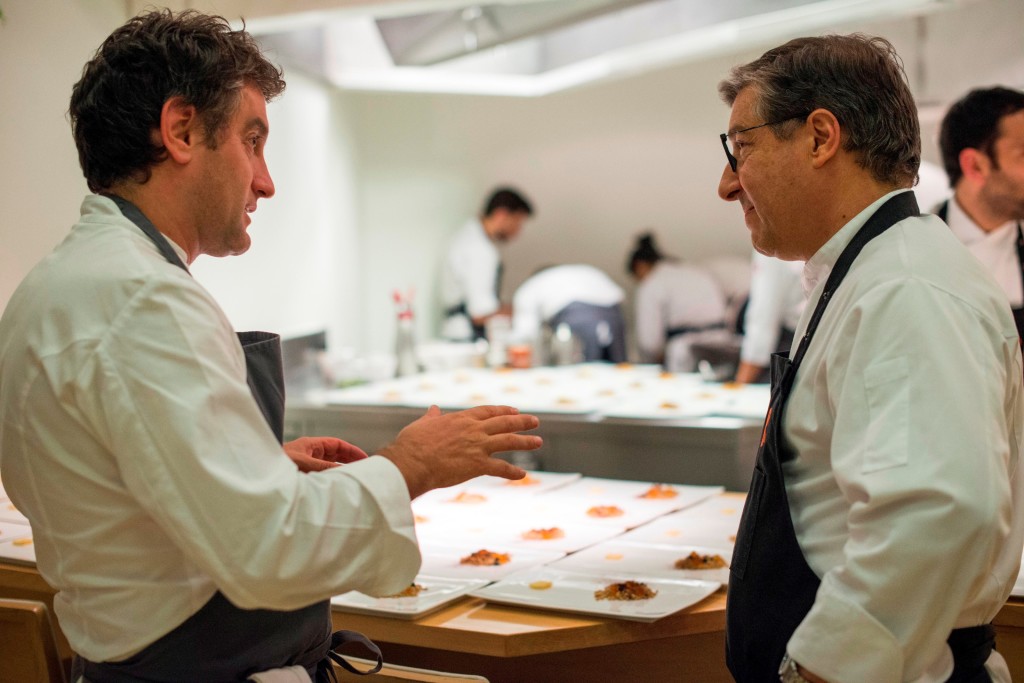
[627,233,729,371]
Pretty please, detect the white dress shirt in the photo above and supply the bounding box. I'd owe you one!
[783,191,1024,682]
[634,261,728,371]
[945,196,1023,307]
[739,251,806,366]
[0,196,420,662]
[440,218,501,340]
[511,264,624,342]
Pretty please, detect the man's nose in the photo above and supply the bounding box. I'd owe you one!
[718,163,740,202]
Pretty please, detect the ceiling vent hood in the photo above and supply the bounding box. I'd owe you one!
[254,0,957,96]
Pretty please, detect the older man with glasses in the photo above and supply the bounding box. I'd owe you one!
[716,35,1024,683]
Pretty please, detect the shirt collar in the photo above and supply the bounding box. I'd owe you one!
[801,188,911,298]
[946,195,1017,245]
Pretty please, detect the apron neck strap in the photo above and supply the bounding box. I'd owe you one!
[105,194,191,275]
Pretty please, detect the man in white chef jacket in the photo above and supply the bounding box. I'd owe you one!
[0,10,542,682]
[734,251,806,383]
[441,187,533,341]
[717,34,1024,682]
[511,264,626,363]
[938,87,1024,341]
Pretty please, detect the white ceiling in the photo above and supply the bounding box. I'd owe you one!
[148,0,965,96]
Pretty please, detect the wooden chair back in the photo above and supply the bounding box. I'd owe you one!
[0,598,67,683]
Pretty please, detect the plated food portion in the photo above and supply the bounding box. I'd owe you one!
[417,544,566,581]
[470,567,720,622]
[549,541,733,584]
[330,576,490,620]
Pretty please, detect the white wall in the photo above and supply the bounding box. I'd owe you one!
[0,0,126,307]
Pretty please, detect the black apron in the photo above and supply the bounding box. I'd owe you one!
[549,301,627,363]
[73,196,382,683]
[726,192,995,682]
[937,200,1024,342]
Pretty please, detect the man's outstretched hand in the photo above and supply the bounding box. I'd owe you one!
[379,405,543,499]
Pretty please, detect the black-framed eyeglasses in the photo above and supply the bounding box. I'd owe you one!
[720,114,809,172]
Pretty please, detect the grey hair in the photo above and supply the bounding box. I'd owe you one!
[718,34,920,188]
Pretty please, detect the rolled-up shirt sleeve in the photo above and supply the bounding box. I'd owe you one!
[786,278,1020,681]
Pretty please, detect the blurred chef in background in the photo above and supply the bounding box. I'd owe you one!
[627,232,730,371]
[511,264,626,363]
[441,187,533,341]
[734,251,806,383]
[938,86,1024,340]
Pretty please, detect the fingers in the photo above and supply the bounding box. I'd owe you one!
[480,459,527,481]
[460,404,520,420]
[425,405,442,418]
[317,437,369,463]
[480,413,540,436]
[485,433,543,453]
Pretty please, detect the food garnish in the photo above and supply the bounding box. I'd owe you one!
[522,527,565,540]
[449,491,487,504]
[594,581,657,601]
[674,552,728,570]
[639,484,678,499]
[384,583,425,598]
[460,549,511,566]
[587,505,625,518]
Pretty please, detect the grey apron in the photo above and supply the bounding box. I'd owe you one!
[72,196,382,682]
[726,192,994,682]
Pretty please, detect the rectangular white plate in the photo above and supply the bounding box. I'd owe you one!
[331,575,488,620]
[0,520,32,543]
[617,515,738,551]
[416,543,566,581]
[553,478,724,512]
[0,500,29,525]
[548,540,732,584]
[470,566,720,622]
[0,535,36,565]
[414,516,625,554]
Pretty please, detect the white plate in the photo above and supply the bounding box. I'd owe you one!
[0,521,31,543]
[549,541,732,584]
[617,515,737,551]
[0,535,36,565]
[416,544,566,581]
[330,575,488,620]
[672,495,746,520]
[554,478,724,512]
[508,496,676,532]
[413,472,582,508]
[414,516,625,554]
[470,566,720,622]
[0,500,29,525]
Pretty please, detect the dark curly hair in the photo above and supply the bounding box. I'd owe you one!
[69,9,286,193]
[940,87,1024,188]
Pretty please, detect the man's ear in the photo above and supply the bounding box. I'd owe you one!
[807,108,842,169]
[159,96,201,165]
[958,147,990,184]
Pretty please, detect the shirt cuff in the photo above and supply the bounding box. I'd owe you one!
[342,455,415,533]
[789,590,903,683]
